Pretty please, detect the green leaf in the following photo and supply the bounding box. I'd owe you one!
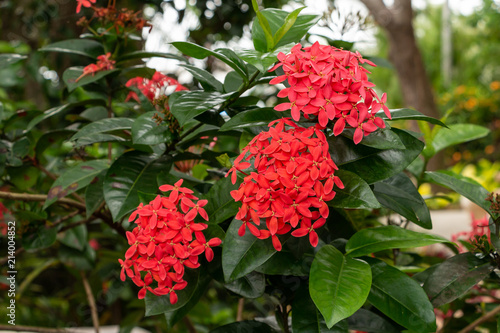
[252,8,320,52]
[59,224,88,251]
[117,51,187,63]
[366,258,437,333]
[255,249,311,276]
[330,128,424,184]
[342,128,405,150]
[44,160,109,209]
[293,283,348,333]
[58,243,95,271]
[348,309,399,333]
[80,106,108,121]
[224,271,265,298]
[220,107,282,132]
[0,53,27,67]
[310,245,371,328]
[39,39,104,58]
[21,225,57,251]
[273,7,306,46]
[103,152,171,221]
[373,173,432,229]
[204,176,240,224]
[425,171,494,217]
[132,112,173,145]
[210,321,277,333]
[25,99,106,133]
[222,218,276,282]
[328,170,381,209]
[380,108,447,127]
[170,91,232,127]
[180,64,224,92]
[172,42,247,79]
[74,134,128,147]
[251,0,275,51]
[85,170,106,217]
[8,166,39,190]
[423,252,495,307]
[71,118,133,141]
[63,67,119,92]
[345,226,449,258]
[237,44,293,72]
[424,124,490,158]
[35,130,75,157]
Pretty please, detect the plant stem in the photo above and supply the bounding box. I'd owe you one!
[457,303,500,333]
[81,271,100,333]
[0,325,67,333]
[236,298,245,321]
[107,80,114,163]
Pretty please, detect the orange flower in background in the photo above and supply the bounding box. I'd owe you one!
[76,0,96,13]
[119,180,221,302]
[270,42,390,144]
[227,118,343,251]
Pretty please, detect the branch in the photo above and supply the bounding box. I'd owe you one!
[359,0,394,28]
[81,271,100,333]
[0,325,67,333]
[457,303,500,333]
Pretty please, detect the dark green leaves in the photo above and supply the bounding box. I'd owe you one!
[62,67,119,92]
[224,271,265,298]
[424,124,490,158]
[367,259,437,333]
[132,112,173,145]
[381,108,447,127]
[345,226,449,258]
[103,152,171,221]
[373,172,432,229]
[210,321,277,333]
[203,176,240,224]
[330,129,424,184]
[39,39,104,58]
[170,91,233,127]
[310,245,371,328]
[70,118,134,147]
[43,160,109,209]
[180,64,224,92]
[328,170,380,209]
[222,219,276,282]
[220,107,282,132]
[423,252,495,307]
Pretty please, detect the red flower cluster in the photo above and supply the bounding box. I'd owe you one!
[226,118,343,251]
[119,180,221,302]
[76,0,96,13]
[451,213,491,253]
[76,52,115,82]
[270,42,391,144]
[125,72,188,103]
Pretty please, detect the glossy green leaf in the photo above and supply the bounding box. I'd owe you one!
[0,53,27,67]
[345,226,449,258]
[237,44,293,72]
[117,51,187,62]
[342,128,405,150]
[63,67,119,92]
[170,91,232,127]
[132,112,173,145]
[348,309,399,333]
[80,106,108,121]
[210,321,277,333]
[293,283,348,333]
[214,48,249,78]
[39,39,104,58]
[85,170,106,217]
[103,152,171,221]
[59,224,87,251]
[43,160,109,209]
[172,42,247,79]
[224,271,265,298]
[8,166,39,190]
[204,176,240,224]
[252,8,320,52]
[310,245,372,328]
[273,7,306,46]
[220,107,282,132]
[251,0,275,51]
[71,118,133,142]
[330,128,424,184]
[426,171,494,217]
[424,124,490,158]
[180,64,224,92]
[380,108,447,127]
[423,252,495,307]
[74,134,128,147]
[255,249,311,276]
[222,218,277,282]
[35,130,75,157]
[21,225,57,251]
[366,258,437,333]
[373,173,432,229]
[25,99,106,133]
[328,169,381,209]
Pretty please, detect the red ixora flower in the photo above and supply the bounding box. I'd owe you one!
[119,180,221,302]
[76,0,96,14]
[269,42,391,144]
[226,118,343,251]
[75,52,115,82]
[125,72,188,103]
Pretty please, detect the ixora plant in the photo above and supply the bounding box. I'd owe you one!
[0,0,499,331]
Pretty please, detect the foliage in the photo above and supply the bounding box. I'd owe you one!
[0,1,499,332]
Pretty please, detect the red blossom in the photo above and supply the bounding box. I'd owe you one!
[125,72,188,103]
[119,180,221,301]
[269,42,390,144]
[76,0,96,13]
[226,118,343,251]
[75,52,115,82]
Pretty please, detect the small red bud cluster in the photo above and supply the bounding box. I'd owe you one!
[76,52,115,82]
